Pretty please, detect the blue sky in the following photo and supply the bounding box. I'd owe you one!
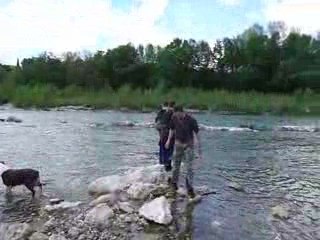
[0,0,319,64]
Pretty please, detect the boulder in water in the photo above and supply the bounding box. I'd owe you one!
[88,175,127,196]
[85,203,114,227]
[139,196,172,225]
[6,116,22,123]
[0,223,33,240]
[271,205,289,219]
[118,201,135,213]
[125,164,165,185]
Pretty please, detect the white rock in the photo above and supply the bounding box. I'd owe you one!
[271,205,289,219]
[85,204,114,227]
[126,165,165,185]
[228,182,245,192]
[127,182,154,200]
[48,234,67,240]
[44,201,82,211]
[29,232,49,240]
[88,175,127,196]
[177,187,187,196]
[118,202,134,213]
[89,194,117,207]
[0,223,33,240]
[139,196,172,225]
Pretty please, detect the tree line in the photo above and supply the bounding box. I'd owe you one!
[1,22,319,93]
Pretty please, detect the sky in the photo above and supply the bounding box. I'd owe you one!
[0,0,319,64]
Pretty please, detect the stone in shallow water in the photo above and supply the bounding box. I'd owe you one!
[139,196,172,225]
[228,182,245,192]
[271,205,289,219]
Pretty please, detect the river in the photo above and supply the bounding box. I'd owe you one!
[0,105,319,240]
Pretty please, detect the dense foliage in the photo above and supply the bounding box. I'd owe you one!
[1,23,319,93]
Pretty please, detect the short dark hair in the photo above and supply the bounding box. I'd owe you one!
[168,101,175,107]
[163,101,169,107]
[174,105,183,112]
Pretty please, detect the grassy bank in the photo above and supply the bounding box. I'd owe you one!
[0,84,319,115]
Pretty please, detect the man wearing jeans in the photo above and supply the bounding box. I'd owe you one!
[165,105,200,199]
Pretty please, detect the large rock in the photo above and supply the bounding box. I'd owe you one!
[88,175,127,196]
[0,223,33,240]
[127,182,155,200]
[139,196,172,225]
[125,165,165,185]
[85,204,114,227]
[88,165,165,196]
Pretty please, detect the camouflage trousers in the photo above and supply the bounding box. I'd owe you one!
[171,144,194,191]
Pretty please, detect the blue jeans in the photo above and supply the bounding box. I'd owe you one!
[159,139,174,171]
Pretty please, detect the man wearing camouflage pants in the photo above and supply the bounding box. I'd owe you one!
[165,105,200,199]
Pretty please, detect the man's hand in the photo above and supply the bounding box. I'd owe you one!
[165,140,170,149]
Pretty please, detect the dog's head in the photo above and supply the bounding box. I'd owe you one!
[0,161,5,165]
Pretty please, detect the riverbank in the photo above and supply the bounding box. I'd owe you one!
[0,85,319,115]
[0,165,215,240]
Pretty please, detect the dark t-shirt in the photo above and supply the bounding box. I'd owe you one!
[169,112,199,144]
[155,110,174,142]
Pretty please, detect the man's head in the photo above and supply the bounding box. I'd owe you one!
[167,101,175,111]
[162,101,169,111]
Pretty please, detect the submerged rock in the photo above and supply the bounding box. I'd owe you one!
[85,204,114,227]
[139,196,172,225]
[271,205,289,219]
[228,182,245,192]
[6,116,22,123]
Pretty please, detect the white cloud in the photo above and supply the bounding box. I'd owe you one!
[218,0,241,6]
[0,0,172,64]
[264,0,320,35]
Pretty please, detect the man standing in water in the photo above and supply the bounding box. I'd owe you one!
[155,101,175,172]
[165,105,200,199]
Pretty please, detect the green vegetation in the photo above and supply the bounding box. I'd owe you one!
[0,84,318,115]
[0,22,319,114]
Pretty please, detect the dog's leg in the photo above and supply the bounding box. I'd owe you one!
[6,186,12,194]
[25,184,36,198]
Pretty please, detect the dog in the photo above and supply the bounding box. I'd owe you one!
[1,162,43,197]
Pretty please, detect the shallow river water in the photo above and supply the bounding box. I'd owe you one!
[0,106,319,240]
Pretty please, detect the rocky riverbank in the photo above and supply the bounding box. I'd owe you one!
[0,165,212,240]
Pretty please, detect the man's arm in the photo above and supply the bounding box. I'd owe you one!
[165,129,174,149]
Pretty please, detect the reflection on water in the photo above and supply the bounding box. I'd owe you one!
[0,108,319,239]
